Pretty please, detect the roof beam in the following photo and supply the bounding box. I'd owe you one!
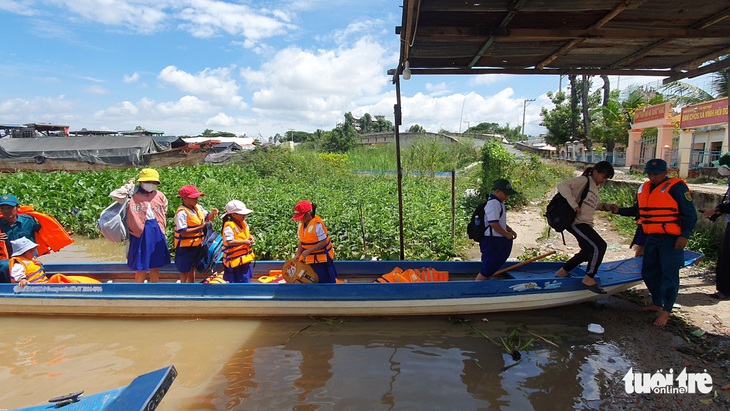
[663,58,730,84]
[537,0,643,69]
[468,0,528,68]
[410,67,675,76]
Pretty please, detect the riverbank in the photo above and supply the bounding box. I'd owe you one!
[476,202,730,409]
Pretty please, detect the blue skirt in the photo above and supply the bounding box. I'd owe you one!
[127,219,171,271]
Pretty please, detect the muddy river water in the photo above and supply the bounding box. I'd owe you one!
[0,238,636,410]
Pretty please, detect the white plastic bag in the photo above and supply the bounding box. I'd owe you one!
[97,180,135,243]
[97,200,129,243]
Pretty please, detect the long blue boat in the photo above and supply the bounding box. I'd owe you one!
[0,252,702,318]
[11,365,176,411]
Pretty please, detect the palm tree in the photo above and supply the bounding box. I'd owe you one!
[661,55,729,104]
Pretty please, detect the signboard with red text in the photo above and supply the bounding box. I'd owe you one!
[680,98,728,129]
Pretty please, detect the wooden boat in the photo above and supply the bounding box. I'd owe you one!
[0,251,702,318]
[12,365,176,411]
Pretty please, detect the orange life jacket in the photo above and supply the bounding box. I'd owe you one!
[47,274,101,284]
[374,268,424,283]
[17,205,74,256]
[222,220,255,268]
[174,205,205,248]
[637,178,684,235]
[298,216,335,264]
[9,256,47,283]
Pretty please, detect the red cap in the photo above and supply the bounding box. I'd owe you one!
[178,185,205,199]
[292,200,313,221]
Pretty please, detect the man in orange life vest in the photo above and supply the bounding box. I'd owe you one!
[609,159,697,327]
[0,194,41,283]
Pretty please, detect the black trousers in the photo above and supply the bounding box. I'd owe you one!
[562,223,607,278]
[716,223,730,295]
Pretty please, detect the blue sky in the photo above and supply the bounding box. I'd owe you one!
[0,0,718,139]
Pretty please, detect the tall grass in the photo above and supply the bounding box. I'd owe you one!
[347,138,480,173]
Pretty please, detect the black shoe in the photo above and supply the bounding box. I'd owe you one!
[583,282,607,294]
[709,292,729,300]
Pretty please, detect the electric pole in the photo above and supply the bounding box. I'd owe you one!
[522,99,535,141]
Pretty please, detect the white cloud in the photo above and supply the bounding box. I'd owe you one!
[0,96,75,121]
[123,72,140,83]
[0,0,38,16]
[85,85,109,95]
[157,65,246,108]
[95,100,139,117]
[175,0,295,45]
[59,0,168,34]
[241,36,390,126]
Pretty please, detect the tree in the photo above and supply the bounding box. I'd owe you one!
[408,124,426,133]
[200,129,235,137]
[540,91,574,147]
[374,116,394,132]
[322,123,357,153]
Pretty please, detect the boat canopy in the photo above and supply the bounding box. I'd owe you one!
[0,136,166,166]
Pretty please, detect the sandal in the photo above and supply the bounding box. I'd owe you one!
[582,282,607,294]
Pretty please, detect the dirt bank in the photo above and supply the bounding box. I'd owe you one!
[468,203,730,409]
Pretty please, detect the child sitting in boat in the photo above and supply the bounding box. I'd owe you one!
[10,237,100,287]
[9,237,46,287]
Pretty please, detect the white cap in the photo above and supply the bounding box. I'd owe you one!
[224,200,253,216]
[10,237,38,257]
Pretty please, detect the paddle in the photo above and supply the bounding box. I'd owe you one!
[493,251,556,276]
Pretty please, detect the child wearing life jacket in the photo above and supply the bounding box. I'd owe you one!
[174,185,218,283]
[221,200,255,283]
[9,237,46,288]
[292,200,338,283]
[0,194,41,283]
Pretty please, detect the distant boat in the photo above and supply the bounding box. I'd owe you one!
[11,365,176,411]
[0,136,212,172]
[0,251,703,318]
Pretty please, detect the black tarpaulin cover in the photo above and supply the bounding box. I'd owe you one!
[0,136,166,166]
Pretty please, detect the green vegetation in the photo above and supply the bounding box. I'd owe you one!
[5,145,479,261]
[476,140,574,209]
[10,138,720,262]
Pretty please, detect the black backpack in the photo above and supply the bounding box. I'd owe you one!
[545,175,590,234]
[467,199,503,242]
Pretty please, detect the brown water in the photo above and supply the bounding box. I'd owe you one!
[1,238,632,410]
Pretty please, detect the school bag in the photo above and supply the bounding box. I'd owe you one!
[194,222,225,273]
[545,176,590,241]
[466,198,503,242]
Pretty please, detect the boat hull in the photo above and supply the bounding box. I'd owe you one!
[13,365,176,411]
[0,252,701,318]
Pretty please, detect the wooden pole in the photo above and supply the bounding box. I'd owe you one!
[493,251,556,276]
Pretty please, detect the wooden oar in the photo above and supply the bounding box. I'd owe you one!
[493,251,556,276]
